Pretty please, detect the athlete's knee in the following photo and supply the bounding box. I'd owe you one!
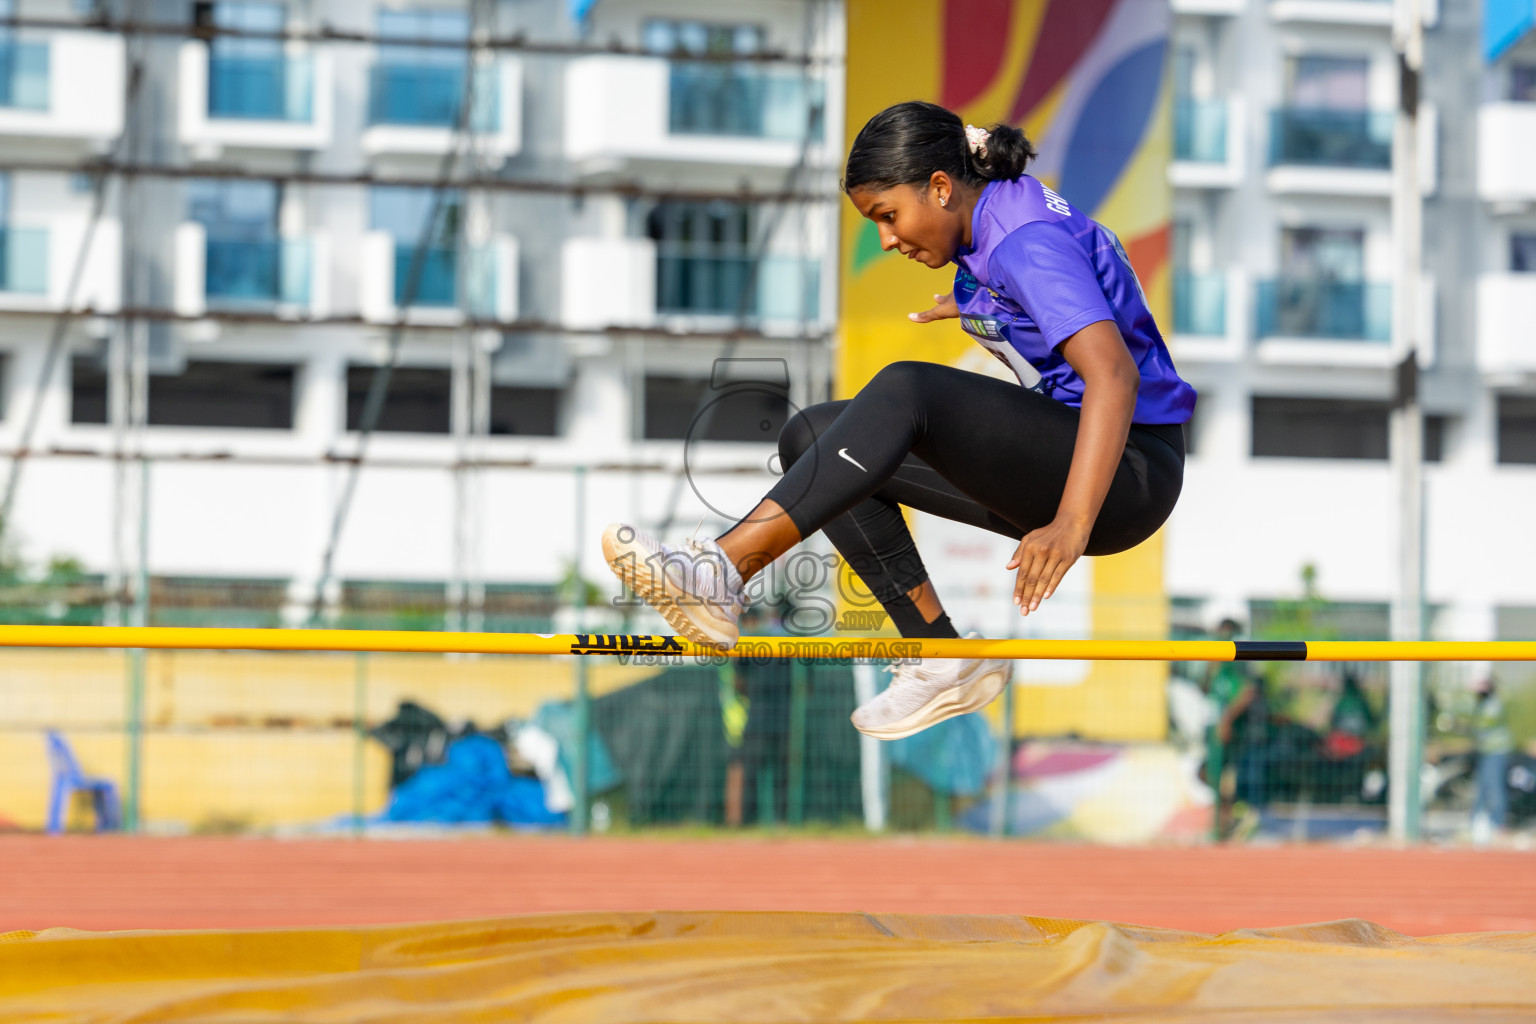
[777,403,838,470]
[777,409,818,470]
[864,360,931,403]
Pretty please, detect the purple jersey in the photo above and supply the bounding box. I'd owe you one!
[952,176,1196,426]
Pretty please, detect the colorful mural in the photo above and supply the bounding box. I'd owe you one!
[840,0,1173,740]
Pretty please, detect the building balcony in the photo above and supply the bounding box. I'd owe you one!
[1254,276,1437,366]
[0,219,120,313]
[0,32,124,146]
[361,57,521,161]
[1265,105,1437,197]
[1477,103,1536,204]
[1173,271,1227,337]
[1270,108,1391,170]
[1268,0,1394,26]
[177,41,334,156]
[1256,278,1391,343]
[359,232,517,324]
[172,223,329,319]
[1477,275,1536,376]
[565,56,822,178]
[561,237,656,330]
[1170,97,1244,189]
[656,249,820,323]
[1170,269,1248,362]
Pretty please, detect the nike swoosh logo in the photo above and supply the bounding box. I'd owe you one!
[838,448,867,472]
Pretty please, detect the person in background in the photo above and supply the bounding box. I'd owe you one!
[1468,676,1514,844]
[1205,618,1268,840]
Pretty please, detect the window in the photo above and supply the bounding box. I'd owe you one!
[370,185,462,246]
[1286,55,1370,109]
[346,365,451,433]
[1510,63,1536,102]
[71,358,295,428]
[199,2,296,119]
[642,19,764,56]
[187,179,278,237]
[1282,226,1365,281]
[1174,44,1197,100]
[642,375,789,442]
[203,1,284,60]
[188,179,283,302]
[1251,397,1444,461]
[371,186,464,306]
[1497,396,1536,465]
[1512,233,1536,273]
[150,361,294,428]
[489,386,561,437]
[649,201,755,316]
[371,9,470,128]
[1263,227,1385,340]
[70,357,107,424]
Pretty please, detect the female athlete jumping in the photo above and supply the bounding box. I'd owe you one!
[603,100,1195,740]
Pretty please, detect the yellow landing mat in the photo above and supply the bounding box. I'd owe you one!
[4,912,1536,1023]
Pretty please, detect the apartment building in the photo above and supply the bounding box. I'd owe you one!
[0,0,1529,644]
[1166,0,1536,644]
[0,0,840,627]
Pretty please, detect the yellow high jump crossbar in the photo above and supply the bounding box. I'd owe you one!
[0,625,1532,662]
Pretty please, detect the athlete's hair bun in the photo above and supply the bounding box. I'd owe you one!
[842,101,1037,193]
[967,122,1035,183]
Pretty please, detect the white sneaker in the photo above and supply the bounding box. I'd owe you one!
[850,635,1011,740]
[601,522,745,649]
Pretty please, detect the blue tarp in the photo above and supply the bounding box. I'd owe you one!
[384,734,566,826]
[889,712,998,798]
[1486,0,1536,61]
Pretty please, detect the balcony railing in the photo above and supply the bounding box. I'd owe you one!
[388,243,505,316]
[1174,99,1227,163]
[1268,108,1392,169]
[1256,277,1390,341]
[657,249,819,320]
[208,55,314,121]
[393,245,457,307]
[0,41,48,110]
[667,66,821,141]
[366,63,498,130]
[205,237,310,305]
[0,227,47,294]
[1173,272,1226,336]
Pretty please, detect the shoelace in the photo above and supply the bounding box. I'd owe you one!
[683,530,745,615]
[883,659,942,690]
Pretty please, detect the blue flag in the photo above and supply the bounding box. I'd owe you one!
[1486,0,1536,62]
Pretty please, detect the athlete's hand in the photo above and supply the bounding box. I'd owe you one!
[908,292,959,324]
[1007,518,1090,616]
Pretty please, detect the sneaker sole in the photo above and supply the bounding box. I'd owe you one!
[601,527,740,650]
[855,662,1012,741]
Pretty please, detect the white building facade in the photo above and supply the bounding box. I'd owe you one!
[0,0,841,629]
[0,0,1531,645]
[1165,0,1536,645]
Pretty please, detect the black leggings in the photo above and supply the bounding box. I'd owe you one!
[750,361,1185,635]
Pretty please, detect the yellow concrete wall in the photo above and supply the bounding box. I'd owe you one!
[0,649,660,831]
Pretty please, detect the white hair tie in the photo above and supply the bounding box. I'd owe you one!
[964,124,990,159]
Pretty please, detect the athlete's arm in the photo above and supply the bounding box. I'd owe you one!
[1007,319,1138,615]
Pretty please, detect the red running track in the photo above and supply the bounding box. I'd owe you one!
[2,835,1533,936]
